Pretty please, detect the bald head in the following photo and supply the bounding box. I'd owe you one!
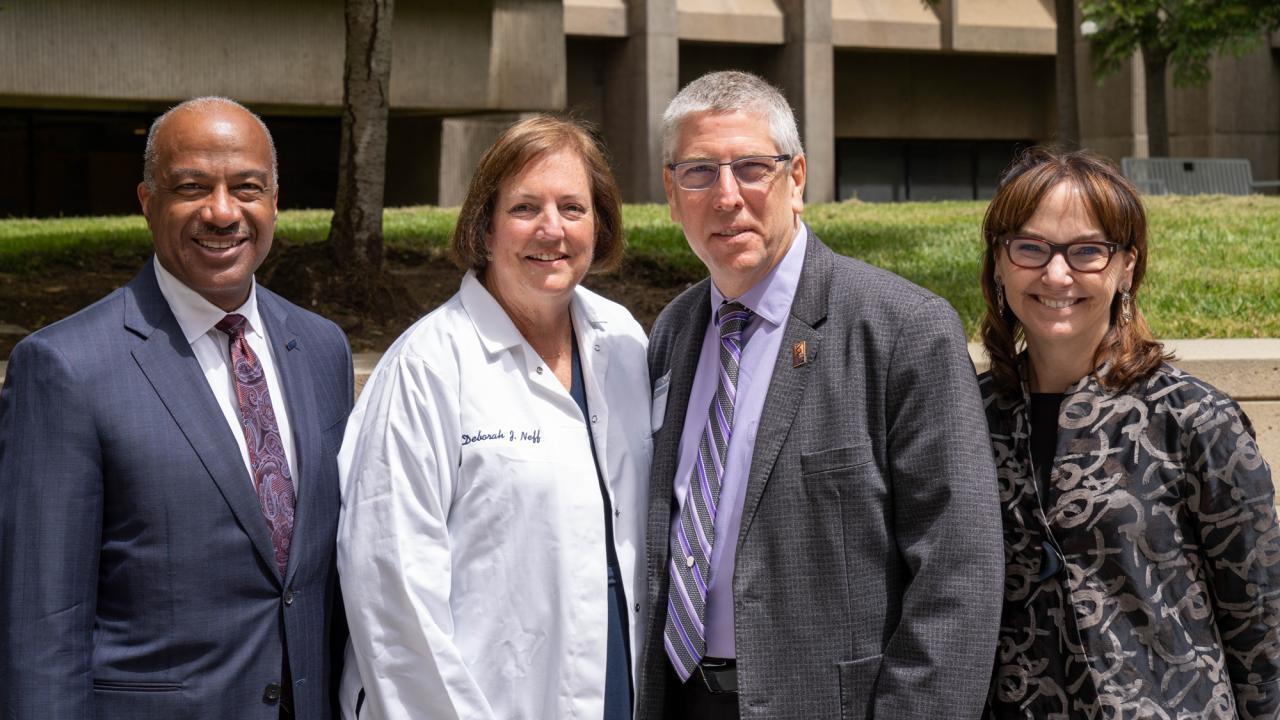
[143,97,278,191]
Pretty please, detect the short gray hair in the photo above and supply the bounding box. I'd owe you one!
[661,71,804,164]
[142,96,278,191]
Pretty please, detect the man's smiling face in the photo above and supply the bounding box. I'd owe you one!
[138,104,277,311]
[664,110,806,298]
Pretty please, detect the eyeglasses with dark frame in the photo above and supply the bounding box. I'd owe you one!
[1001,236,1122,273]
[667,154,793,191]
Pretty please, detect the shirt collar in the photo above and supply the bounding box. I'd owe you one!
[153,255,263,345]
[710,222,807,327]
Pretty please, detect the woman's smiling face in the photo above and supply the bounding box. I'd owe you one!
[996,181,1135,357]
[483,147,596,305]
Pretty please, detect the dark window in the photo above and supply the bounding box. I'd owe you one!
[0,109,346,218]
[836,139,1030,202]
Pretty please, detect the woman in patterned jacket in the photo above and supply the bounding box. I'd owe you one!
[979,147,1280,719]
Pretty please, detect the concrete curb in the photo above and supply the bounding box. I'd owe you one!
[4,339,1278,467]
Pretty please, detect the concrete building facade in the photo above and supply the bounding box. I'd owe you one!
[1,0,1277,214]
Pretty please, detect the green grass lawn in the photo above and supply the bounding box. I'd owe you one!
[2,195,1277,338]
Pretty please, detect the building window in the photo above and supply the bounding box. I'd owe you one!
[836,139,1030,202]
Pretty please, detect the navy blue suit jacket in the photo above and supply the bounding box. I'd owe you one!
[0,260,354,719]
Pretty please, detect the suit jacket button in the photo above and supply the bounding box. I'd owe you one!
[263,682,282,704]
[284,589,295,606]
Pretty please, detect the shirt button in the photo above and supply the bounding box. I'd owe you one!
[615,508,621,517]
[535,366,543,375]
[634,602,640,613]
[593,344,601,352]
[262,682,281,704]
[686,555,695,569]
[591,415,598,423]
[283,589,294,606]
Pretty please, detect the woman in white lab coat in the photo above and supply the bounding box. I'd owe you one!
[337,116,651,720]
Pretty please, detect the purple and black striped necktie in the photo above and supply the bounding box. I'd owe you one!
[664,301,752,682]
[217,313,295,576]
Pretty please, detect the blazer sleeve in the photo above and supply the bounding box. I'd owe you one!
[874,296,1004,719]
[336,351,495,720]
[1183,395,1280,720]
[0,335,103,718]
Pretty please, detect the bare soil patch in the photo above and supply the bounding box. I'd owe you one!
[0,247,702,359]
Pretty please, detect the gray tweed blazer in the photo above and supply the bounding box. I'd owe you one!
[634,228,1003,719]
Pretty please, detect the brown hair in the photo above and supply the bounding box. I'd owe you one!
[451,114,624,274]
[980,146,1168,397]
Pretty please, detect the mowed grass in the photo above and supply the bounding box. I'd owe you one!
[2,195,1276,338]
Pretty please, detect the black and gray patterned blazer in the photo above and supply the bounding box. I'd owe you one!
[981,363,1280,719]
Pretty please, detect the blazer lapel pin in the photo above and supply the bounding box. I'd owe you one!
[791,340,808,368]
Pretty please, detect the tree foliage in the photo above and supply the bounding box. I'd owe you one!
[1083,0,1280,86]
[1083,0,1280,156]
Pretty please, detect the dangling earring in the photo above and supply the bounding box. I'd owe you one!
[1119,289,1133,324]
[995,281,1006,316]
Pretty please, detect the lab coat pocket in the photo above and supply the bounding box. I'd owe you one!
[651,371,671,434]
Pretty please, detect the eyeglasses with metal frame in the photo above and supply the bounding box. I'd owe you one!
[1001,236,1122,273]
[667,154,793,191]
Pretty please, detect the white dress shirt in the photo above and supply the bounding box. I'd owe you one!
[152,258,298,491]
[336,271,652,720]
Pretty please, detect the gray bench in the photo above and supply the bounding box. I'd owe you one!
[1121,157,1280,196]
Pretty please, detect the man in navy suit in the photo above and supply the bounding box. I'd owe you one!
[0,97,353,719]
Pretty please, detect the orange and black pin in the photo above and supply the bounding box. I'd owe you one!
[791,341,808,368]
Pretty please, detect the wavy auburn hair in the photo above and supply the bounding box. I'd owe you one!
[980,147,1167,398]
[451,114,624,275]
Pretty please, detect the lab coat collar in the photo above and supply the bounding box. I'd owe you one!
[459,270,609,359]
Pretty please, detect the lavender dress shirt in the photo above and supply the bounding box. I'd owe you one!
[669,224,807,658]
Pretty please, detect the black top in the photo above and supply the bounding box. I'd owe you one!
[1028,393,1064,501]
[568,333,633,719]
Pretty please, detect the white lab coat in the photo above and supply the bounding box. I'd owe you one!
[336,271,651,720]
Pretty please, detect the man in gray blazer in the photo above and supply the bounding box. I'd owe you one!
[0,97,352,719]
[635,71,1003,719]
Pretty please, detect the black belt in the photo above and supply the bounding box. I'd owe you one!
[693,657,738,694]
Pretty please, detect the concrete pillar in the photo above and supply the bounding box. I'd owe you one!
[1169,46,1280,183]
[1080,39,1280,181]
[488,0,566,109]
[606,0,678,203]
[775,0,835,203]
[1077,31,1144,163]
[437,113,532,206]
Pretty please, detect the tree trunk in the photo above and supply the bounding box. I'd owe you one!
[328,0,396,276]
[1142,47,1171,157]
[1054,0,1081,150]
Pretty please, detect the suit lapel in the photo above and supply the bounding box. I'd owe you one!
[648,288,711,582]
[258,290,319,587]
[737,231,833,544]
[125,263,281,581]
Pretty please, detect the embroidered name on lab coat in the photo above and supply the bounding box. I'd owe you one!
[461,428,543,446]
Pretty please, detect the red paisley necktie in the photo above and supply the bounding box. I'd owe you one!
[217,313,295,576]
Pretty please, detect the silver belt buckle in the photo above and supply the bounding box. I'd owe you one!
[698,658,738,694]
